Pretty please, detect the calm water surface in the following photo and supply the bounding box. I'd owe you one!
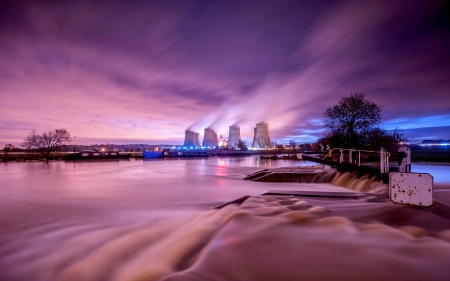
[0,157,333,208]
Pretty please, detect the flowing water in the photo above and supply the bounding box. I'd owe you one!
[1,157,450,281]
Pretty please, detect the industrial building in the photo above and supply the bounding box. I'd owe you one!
[183,122,271,149]
[228,125,241,147]
[183,130,199,147]
[202,128,218,147]
[194,132,201,147]
[251,123,271,148]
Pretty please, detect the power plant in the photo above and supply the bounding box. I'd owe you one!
[228,125,241,147]
[183,123,271,149]
[251,123,271,148]
[202,128,218,147]
[183,130,198,147]
[194,132,201,147]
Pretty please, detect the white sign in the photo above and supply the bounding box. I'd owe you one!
[389,172,433,207]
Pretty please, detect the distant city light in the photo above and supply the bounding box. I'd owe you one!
[419,140,450,146]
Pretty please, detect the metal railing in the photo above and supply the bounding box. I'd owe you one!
[322,148,377,166]
[322,147,390,174]
[380,147,390,174]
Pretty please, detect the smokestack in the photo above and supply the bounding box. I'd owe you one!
[202,128,218,147]
[228,125,241,147]
[194,132,201,147]
[252,123,271,148]
[183,130,197,147]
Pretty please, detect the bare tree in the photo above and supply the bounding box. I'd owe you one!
[22,129,71,160]
[391,127,408,143]
[236,139,248,151]
[289,140,297,149]
[3,144,15,160]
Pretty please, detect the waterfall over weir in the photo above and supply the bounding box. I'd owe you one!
[331,171,388,192]
[244,166,388,193]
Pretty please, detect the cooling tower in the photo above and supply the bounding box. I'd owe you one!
[194,132,201,147]
[252,123,271,148]
[228,125,241,147]
[183,130,197,147]
[202,128,218,147]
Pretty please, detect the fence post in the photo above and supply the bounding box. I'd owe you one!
[380,147,390,174]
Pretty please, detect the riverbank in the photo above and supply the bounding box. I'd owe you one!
[0,152,143,161]
[1,149,448,163]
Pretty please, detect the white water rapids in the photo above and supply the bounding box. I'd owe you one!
[1,157,450,280]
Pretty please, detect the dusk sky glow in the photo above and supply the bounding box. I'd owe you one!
[1,0,449,146]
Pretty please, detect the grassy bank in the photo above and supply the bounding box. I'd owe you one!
[1,150,448,163]
[0,152,141,162]
[410,150,450,162]
[0,152,68,161]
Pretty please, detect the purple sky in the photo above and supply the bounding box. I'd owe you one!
[1,0,449,146]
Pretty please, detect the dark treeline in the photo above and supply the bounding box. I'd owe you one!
[318,93,407,153]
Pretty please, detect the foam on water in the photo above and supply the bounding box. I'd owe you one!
[3,194,450,281]
[331,171,387,193]
[160,197,450,281]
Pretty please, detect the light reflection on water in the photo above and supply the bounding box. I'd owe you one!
[0,157,328,206]
[1,157,449,207]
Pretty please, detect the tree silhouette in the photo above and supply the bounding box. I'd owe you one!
[22,129,71,160]
[289,140,297,149]
[3,144,15,159]
[324,93,382,148]
[236,139,248,151]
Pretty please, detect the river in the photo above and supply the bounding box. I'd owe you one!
[1,157,450,280]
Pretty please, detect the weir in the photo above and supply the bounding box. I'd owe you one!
[244,166,336,183]
[244,148,396,182]
[297,148,397,181]
[244,146,434,207]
